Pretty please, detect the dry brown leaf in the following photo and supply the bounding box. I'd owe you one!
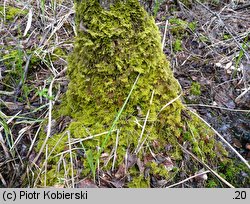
[232,138,242,148]
[76,179,98,188]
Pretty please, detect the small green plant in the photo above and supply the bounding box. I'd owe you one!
[127,175,150,187]
[51,47,67,61]
[169,18,188,27]
[169,18,195,38]
[21,84,33,104]
[199,35,210,43]
[80,141,96,179]
[161,16,166,21]
[36,88,54,100]
[188,21,197,32]
[234,36,249,77]
[211,0,220,5]
[223,34,231,40]
[206,179,218,188]
[0,114,13,150]
[190,82,201,96]
[1,48,25,89]
[0,112,15,157]
[153,0,164,17]
[0,6,27,21]
[41,0,45,16]
[173,39,182,52]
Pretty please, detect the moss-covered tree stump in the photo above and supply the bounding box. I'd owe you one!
[36,0,249,187]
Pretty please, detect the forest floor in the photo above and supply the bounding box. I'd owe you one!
[0,0,249,187]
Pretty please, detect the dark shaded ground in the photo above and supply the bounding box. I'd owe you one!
[156,0,250,158]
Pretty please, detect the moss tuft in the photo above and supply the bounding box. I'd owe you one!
[190,82,201,96]
[173,39,182,52]
[0,6,27,21]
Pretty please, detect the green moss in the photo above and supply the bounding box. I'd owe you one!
[147,161,170,178]
[199,35,210,43]
[161,16,166,21]
[173,39,182,52]
[153,0,164,17]
[0,6,27,21]
[190,82,201,96]
[188,22,197,32]
[218,161,250,187]
[206,179,218,188]
[2,48,40,70]
[2,49,23,68]
[127,174,150,188]
[1,49,24,89]
[169,18,196,53]
[34,0,247,187]
[169,18,189,36]
[223,34,231,40]
[1,48,40,96]
[51,47,67,61]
